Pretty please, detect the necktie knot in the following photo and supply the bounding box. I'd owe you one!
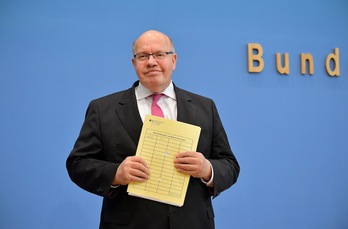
[151,94,164,117]
[152,93,163,103]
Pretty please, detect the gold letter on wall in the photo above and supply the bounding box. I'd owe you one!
[248,43,264,73]
[326,48,340,76]
[276,53,290,74]
[300,53,314,75]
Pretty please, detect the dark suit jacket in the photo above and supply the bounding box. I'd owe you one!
[66,81,239,229]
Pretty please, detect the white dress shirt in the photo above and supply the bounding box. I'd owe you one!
[135,81,177,121]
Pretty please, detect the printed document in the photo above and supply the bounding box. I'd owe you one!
[127,115,201,207]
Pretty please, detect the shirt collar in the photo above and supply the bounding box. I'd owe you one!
[135,81,176,101]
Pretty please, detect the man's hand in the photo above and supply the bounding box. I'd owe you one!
[174,151,212,181]
[112,156,150,185]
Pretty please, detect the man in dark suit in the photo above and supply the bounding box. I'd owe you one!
[66,30,240,229]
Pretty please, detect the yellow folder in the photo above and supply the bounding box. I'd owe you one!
[127,115,201,207]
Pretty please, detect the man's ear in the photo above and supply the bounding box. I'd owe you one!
[172,54,177,70]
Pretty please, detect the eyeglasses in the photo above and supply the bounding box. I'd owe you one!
[133,52,174,61]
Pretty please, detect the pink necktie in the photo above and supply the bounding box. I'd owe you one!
[151,94,164,117]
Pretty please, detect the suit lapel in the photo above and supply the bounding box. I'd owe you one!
[115,84,143,146]
[175,86,197,125]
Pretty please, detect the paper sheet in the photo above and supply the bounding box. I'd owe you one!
[127,115,201,207]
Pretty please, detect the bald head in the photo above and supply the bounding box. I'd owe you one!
[132,30,175,55]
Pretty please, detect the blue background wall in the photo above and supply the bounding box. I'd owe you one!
[1,0,347,228]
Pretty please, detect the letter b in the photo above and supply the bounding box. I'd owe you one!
[248,43,264,73]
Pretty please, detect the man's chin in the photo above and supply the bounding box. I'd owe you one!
[141,79,169,93]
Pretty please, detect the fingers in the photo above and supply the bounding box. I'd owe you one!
[114,156,150,185]
[175,151,195,159]
[129,156,150,175]
[174,151,210,178]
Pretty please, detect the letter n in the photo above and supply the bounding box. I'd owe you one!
[300,53,314,75]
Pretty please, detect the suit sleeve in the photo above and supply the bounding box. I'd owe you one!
[208,101,240,198]
[66,100,118,197]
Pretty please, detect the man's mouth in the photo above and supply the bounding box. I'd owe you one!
[145,69,161,74]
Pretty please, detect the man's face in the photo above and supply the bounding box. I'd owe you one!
[132,31,177,93]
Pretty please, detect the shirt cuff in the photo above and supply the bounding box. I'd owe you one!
[201,160,214,187]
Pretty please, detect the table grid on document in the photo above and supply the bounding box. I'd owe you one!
[134,129,193,198]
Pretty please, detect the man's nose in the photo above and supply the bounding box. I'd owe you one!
[146,55,158,65]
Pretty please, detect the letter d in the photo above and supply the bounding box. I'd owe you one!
[326,48,340,76]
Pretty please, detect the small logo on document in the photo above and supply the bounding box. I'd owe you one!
[149,119,164,126]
